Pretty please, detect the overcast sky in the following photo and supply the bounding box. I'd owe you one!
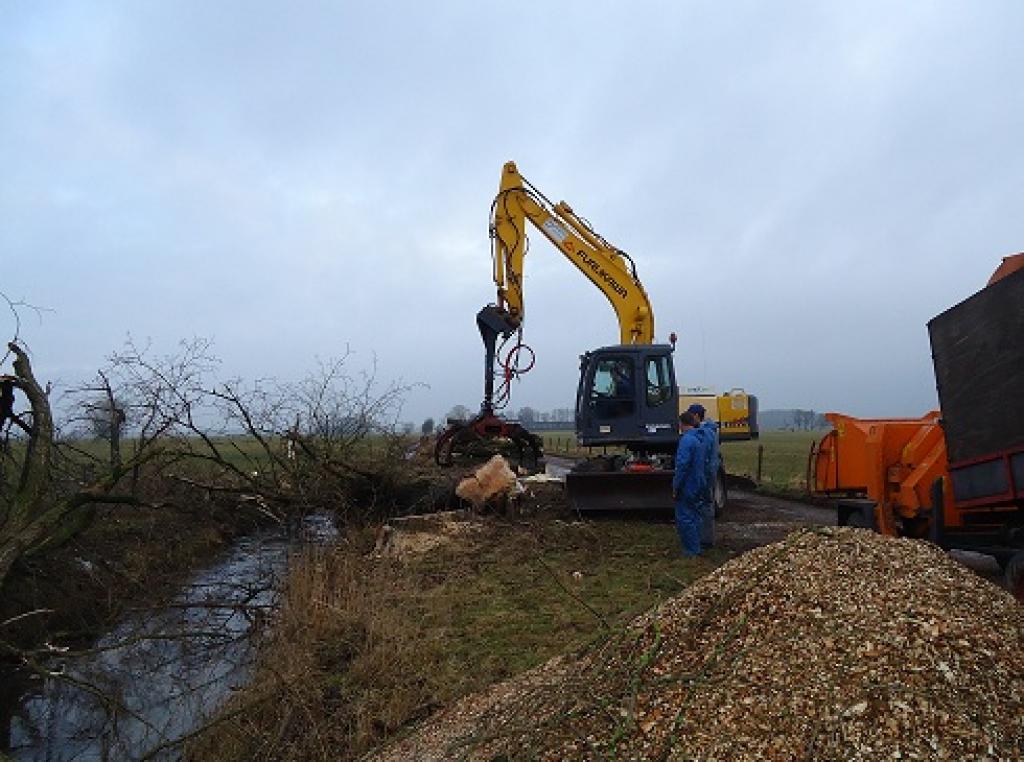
[2,1,1021,425]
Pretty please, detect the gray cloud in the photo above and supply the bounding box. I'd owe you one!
[2,1,1021,423]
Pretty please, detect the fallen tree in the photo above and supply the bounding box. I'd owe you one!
[0,341,147,587]
[0,335,421,594]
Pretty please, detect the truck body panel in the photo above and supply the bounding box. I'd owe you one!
[928,266,1024,464]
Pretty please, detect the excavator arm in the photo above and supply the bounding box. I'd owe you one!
[435,161,659,469]
[490,161,655,345]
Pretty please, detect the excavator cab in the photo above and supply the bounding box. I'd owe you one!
[575,345,679,453]
[564,344,687,511]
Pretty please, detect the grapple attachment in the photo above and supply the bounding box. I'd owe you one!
[434,412,543,471]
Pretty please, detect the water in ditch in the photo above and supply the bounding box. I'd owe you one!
[3,514,337,761]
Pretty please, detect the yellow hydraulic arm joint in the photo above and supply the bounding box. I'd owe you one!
[490,161,655,345]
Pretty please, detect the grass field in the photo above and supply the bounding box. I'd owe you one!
[538,431,604,458]
[720,430,821,495]
[539,429,823,497]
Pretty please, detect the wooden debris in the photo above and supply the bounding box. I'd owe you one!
[368,527,1024,761]
[455,454,518,510]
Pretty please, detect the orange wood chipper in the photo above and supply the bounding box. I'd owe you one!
[813,254,1024,601]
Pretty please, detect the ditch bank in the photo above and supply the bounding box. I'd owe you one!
[1,462,463,760]
[0,499,301,760]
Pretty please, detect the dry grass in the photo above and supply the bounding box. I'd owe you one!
[186,535,445,761]
[188,511,720,761]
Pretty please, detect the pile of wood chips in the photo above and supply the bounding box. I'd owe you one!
[369,527,1024,761]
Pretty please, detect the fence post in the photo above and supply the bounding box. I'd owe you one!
[805,440,817,496]
[756,444,764,485]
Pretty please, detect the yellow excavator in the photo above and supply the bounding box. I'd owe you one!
[436,162,750,511]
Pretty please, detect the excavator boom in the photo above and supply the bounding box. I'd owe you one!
[436,162,666,472]
[491,161,654,345]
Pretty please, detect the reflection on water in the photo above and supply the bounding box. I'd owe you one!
[5,514,336,761]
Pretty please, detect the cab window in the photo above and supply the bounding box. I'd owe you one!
[590,358,635,418]
[646,356,672,407]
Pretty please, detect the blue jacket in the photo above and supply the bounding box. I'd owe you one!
[700,420,720,487]
[672,428,706,500]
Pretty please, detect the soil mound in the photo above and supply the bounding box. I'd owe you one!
[369,527,1024,760]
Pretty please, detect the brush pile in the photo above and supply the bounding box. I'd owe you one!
[369,527,1024,760]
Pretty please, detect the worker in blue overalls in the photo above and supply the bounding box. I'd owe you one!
[672,411,706,557]
[686,404,720,548]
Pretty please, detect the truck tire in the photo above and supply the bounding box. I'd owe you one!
[713,468,728,518]
[1005,550,1024,603]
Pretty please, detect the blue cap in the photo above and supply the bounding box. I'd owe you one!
[686,403,706,417]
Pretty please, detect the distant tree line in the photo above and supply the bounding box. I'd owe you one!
[757,409,829,431]
[423,405,575,433]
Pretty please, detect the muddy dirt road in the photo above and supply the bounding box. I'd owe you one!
[717,489,833,551]
[544,456,833,551]
[543,455,1004,583]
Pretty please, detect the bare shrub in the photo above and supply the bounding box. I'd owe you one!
[1,332,422,591]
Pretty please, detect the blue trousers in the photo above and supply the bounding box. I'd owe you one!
[698,494,715,547]
[674,498,703,556]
